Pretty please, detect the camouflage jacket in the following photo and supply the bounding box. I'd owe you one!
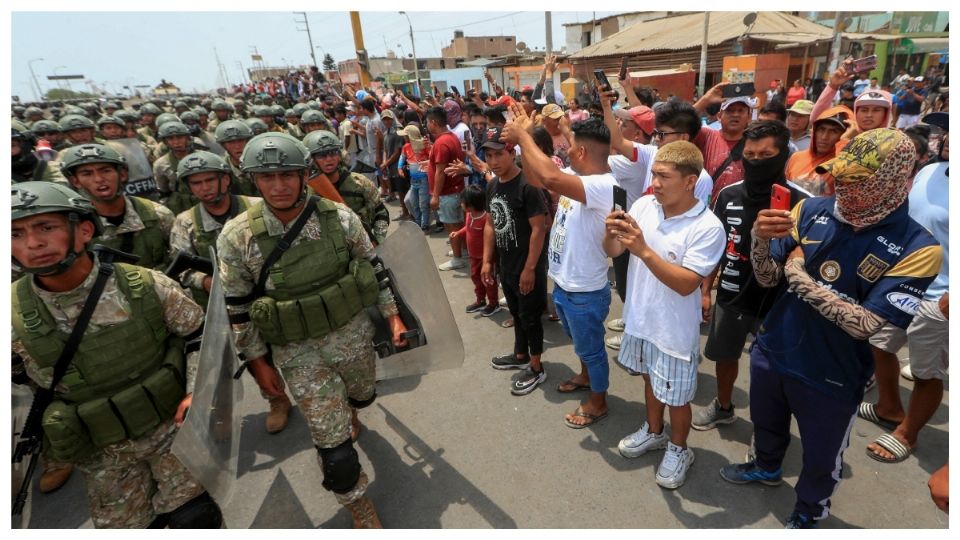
[11,256,204,394]
[152,151,182,194]
[98,195,175,251]
[217,199,399,362]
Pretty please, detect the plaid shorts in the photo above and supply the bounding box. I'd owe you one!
[618,333,699,407]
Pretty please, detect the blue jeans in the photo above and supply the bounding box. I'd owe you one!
[553,283,611,393]
[405,175,431,229]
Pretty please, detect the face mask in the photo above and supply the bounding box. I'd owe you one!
[742,150,790,200]
[834,134,915,228]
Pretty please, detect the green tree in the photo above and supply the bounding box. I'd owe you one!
[44,88,97,100]
[322,53,336,72]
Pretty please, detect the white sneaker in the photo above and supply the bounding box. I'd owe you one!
[498,296,508,307]
[446,249,454,257]
[900,362,916,381]
[607,318,625,332]
[605,334,623,350]
[438,257,466,271]
[656,442,695,489]
[618,422,668,458]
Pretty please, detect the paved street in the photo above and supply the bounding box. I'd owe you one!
[20,200,949,529]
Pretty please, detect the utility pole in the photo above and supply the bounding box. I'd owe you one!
[28,58,44,101]
[828,12,848,74]
[294,11,318,67]
[545,11,553,56]
[399,11,422,97]
[349,11,371,87]
[237,61,247,84]
[213,46,230,90]
[698,12,710,97]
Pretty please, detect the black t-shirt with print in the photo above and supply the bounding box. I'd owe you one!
[486,170,548,276]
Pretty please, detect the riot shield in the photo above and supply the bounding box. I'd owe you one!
[196,132,226,158]
[104,138,158,199]
[372,221,464,380]
[171,249,242,504]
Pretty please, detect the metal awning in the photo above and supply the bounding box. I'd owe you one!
[460,58,506,67]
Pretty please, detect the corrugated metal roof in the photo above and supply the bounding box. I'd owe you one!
[570,11,843,59]
[460,58,506,67]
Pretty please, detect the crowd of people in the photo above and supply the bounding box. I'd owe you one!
[10,51,950,528]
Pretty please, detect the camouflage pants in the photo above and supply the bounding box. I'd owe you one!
[275,310,376,500]
[74,419,205,528]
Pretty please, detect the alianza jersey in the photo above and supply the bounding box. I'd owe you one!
[757,196,942,403]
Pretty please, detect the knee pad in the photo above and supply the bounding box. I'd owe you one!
[317,440,361,494]
[348,392,376,410]
[167,492,223,529]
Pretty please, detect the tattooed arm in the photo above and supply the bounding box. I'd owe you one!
[783,257,886,339]
[751,207,799,287]
[751,236,782,287]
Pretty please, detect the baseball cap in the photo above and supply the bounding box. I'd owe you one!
[720,96,756,111]
[397,124,423,142]
[787,100,815,116]
[521,85,534,92]
[815,128,907,179]
[854,89,892,110]
[380,109,396,121]
[541,103,564,119]
[613,105,655,135]
[922,111,948,132]
[814,110,852,130]
[914,76,924,82]
[481,126,513,151]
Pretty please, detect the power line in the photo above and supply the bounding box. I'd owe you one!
[413,12,524,33]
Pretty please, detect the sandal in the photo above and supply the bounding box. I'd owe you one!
[866,433,913,463]
[557,379,590,393]
[547,313,560,322]
[501,319,515,328]
[857,402,900,431]
[564,407,608,429]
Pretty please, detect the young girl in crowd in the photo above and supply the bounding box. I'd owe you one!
[451,185,500,316]
[398,123,433,230]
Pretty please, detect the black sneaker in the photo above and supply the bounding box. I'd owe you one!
[465,301,486,313]
[784,512,817,529]
[481,304,502,317]
[491,354,530,370]
[511,367,546,396]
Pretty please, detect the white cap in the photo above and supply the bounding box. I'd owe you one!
[720,96,757,111]
[914,76,924,82]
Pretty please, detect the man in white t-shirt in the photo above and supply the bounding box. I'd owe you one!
[603,140,725,489]
[502,105,617,429]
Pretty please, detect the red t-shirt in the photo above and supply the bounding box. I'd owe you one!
[694,127,744,202]
[428,131,465,196]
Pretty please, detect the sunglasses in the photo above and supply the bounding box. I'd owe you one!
[314,149,340,158]
[652,129,682,140]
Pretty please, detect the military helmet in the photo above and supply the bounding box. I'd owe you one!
[179,110,200,124]
[13,105,26,115]
[103,101,121,110]
[201,97,214,109]
[240,132,311,173]
[114,110,139,123]
[140,103,162,116]
[157,121,191,139]
[96,115,125,128]
[12,181,102,237]
[292,103,310,116]
[244,117,269,136]
[307,100,322,111]
[12,119,32,138]
[59,114,96,132]
[302,130,342,155]
[284,108,298,118]
[215,119,253,143]
[233,92,245,100]
[252,105,272,117]
[300,109,328,126]
[212,99,234,113]
[59,143,127,177]
[31,119,61,134]
[63,104,87,117]
[270,104,285,117]
[173,100,188,109]
[24,106,44,118]
[155,112,180,128]
[176,150,231,181]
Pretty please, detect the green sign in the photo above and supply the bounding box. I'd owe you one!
[891,12,940,34]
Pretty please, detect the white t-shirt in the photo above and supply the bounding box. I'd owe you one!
[623,195,725,359]
[547,169,618,292]
[450,122,474,154]
[610,143,713,209]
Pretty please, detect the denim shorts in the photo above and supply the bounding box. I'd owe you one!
[438,193,464,224]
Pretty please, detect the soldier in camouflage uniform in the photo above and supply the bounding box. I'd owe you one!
[303,130,390,245]
[284,109,305,140]
[116,110,159,162]
[207,100,235,133]
[60,115,106,146]
[137,103,163,141]
[24,106,45,126]
[300,109,334,135]
[245,117,269,136]
[218,133,411,528]
[153,122,197,215]
[61,144,174,270]
[30,119,67,152]
[253,105,287,134]
[215,119,259,196]
[12,121,67,184]
[11,181,223,528]
[168,150,294,434]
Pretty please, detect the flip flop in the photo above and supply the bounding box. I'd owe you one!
[501,319,515,328]
[564,407,608,429]
[857,402,900,431]
[547,313,561,322]
[557,379,591,393]
[866,433,913,463]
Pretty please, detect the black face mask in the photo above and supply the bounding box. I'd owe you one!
[742,150,790,201]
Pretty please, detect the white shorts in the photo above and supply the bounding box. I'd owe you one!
[618,333,698,407]
[868,323,907,354]
[896,114,920,129]
[906,299,949,380]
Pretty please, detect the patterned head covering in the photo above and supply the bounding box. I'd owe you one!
[816,129,916,228]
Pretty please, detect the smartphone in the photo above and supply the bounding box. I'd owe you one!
[722,82,755,98]
[593,69,612,91]
[770,184,791,212]
[502,108,514,123]
[451,85,460,96]
[613,185,628,213]
[849,55,878,75]
[618,57,629,81]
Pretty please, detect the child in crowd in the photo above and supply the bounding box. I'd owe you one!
[398,123,432,230]
[452,185,500,316]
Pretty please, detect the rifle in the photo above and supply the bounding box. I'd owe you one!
[12,386,51,515]
[165,250,214,279]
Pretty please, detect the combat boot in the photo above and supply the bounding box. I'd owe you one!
[265,394,292,434]
[346,496,382,528]
[39,462,74,493]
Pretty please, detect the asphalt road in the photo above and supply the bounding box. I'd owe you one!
[19,199,949,529]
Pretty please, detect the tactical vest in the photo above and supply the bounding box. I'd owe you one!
[189,196,251,307]
[246,199,380,345]
[164,155,197,216]
[98,197,168,269]
[336,172,375,227]
[11,264,186,462]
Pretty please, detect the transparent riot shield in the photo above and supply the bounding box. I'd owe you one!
[104,138,158,199]
[196,132,226,158]
[372,221,465,379]
[171,250,242,504]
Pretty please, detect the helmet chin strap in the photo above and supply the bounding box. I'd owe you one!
[208,173,230,205]
[13,214,85,276]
